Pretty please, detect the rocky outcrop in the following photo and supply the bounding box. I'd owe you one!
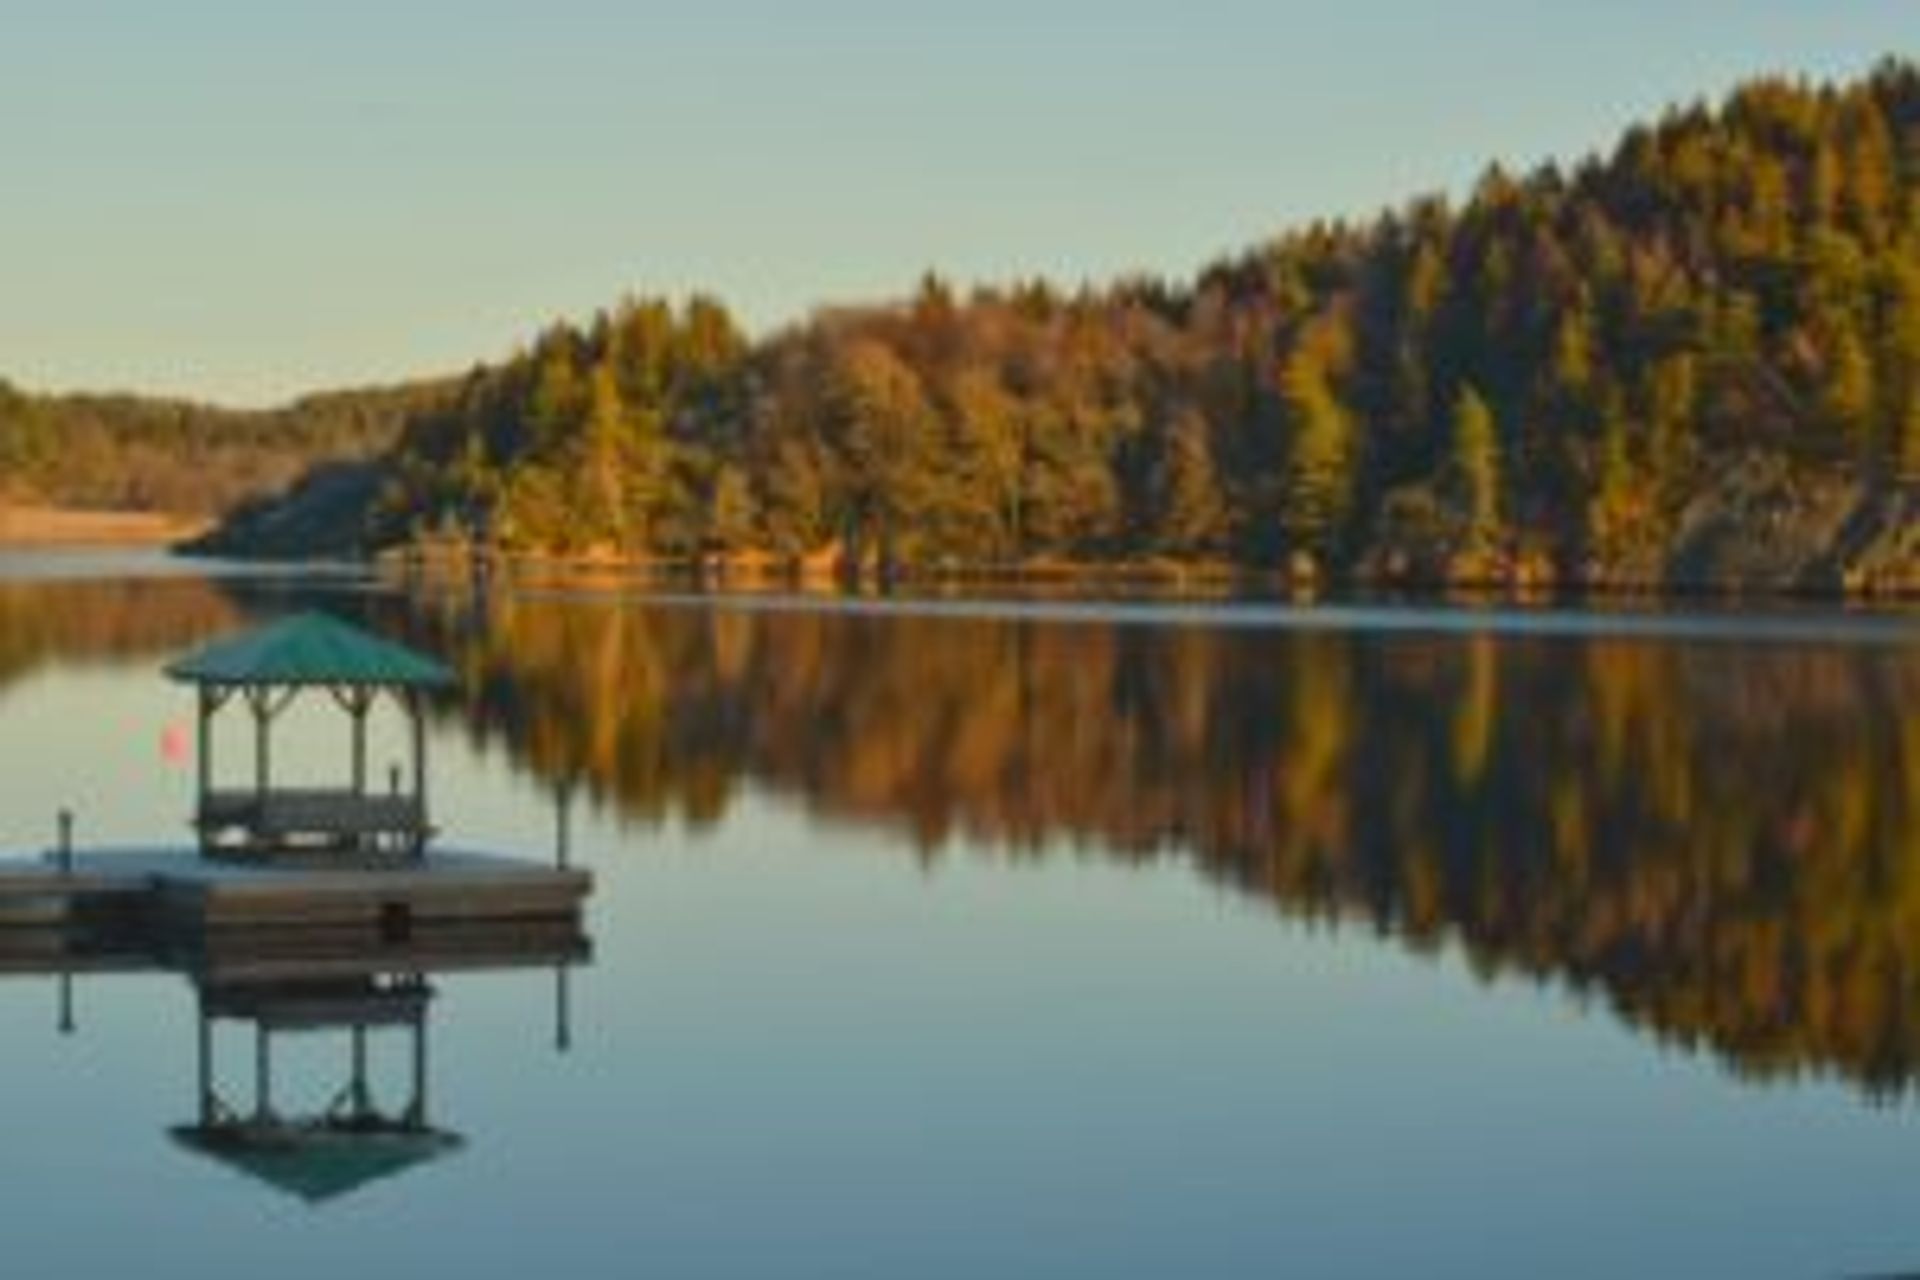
[1666,453,1920,596]
[185,462,385,561]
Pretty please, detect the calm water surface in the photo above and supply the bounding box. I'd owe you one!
[3,552,1920,1278]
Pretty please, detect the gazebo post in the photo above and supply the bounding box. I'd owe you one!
[350,689,370,796]
[197,685,215,818]
[247,687,273,804]
[408,689,428,854]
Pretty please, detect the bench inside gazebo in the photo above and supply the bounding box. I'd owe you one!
[166,612,456,863]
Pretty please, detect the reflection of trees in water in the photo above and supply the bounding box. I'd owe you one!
[2,576,1913,1095]
[0,579,241,691]
[389,591,1920,1096]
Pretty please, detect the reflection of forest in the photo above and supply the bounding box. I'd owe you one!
[4,576,1920,1094]
[0,578,240,691]
[385,591,1920,1096]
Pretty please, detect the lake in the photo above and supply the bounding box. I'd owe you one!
[3,551,1919,1278]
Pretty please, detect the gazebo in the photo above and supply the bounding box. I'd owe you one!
[165,612,456,861]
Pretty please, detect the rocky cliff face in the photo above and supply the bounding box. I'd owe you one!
[1665,455,1920,596]
[185,462,385,561]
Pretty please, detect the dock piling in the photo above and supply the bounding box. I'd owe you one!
[56,809,73,875]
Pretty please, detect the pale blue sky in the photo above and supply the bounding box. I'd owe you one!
[0,1,1908,404]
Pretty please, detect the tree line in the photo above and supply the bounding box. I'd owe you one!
[338,61,1920,586]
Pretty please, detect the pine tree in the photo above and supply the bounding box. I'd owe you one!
[946,367,1026,557]
[1893,389,1920,483]
[1821,323,1876,456]
[829,340,938,566]
[526,340,586,456]
[1644,355,1696,507]
[1586,401,1637,560]
[1277,341,1356,559]
[707,464,757,551]
[758,437,828,556]
[579,363,633,547]
[1157,410,1227,556]
[1449,385,1503,552]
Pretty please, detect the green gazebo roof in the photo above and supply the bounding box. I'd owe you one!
[165,612,454,689]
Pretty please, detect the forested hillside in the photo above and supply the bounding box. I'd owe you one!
[199,63,1920,588]
[0,379,449,517]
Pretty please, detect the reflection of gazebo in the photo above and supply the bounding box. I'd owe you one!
[164,613,455,860]
[171,1127,461,1205]
[174,973,462,1205]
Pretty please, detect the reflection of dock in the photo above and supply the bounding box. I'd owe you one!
[0,848,591,932]
[0,910,591,1205]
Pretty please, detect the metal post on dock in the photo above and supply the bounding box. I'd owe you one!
[408,1013,429,1131]
[350,1024,370,1119]
[197,1007,213,1127]
[255,1025,273,1123]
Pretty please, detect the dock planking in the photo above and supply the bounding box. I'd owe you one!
[0,848,591,933]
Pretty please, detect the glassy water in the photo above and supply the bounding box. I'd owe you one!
[4,552,1920,1278]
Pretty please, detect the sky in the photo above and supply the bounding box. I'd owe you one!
[0,1,1909,405]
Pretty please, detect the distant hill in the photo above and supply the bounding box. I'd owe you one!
[0,378,453,525]
[172,61,1920,590]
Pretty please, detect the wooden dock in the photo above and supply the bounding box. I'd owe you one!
[0,848,591,935]
[0,856,151,931]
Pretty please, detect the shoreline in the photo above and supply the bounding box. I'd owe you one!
[0,505,208,549]
[349,543,1920,608]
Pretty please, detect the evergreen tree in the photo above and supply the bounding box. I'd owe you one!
[1821,324,1877,456]
[1586,400,1638,560]
[1449,385,1503,552]
[707,464,757,551]
[1894,390,1920,484]
[1155,410,1227,556]
[1277,337,1356,560]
